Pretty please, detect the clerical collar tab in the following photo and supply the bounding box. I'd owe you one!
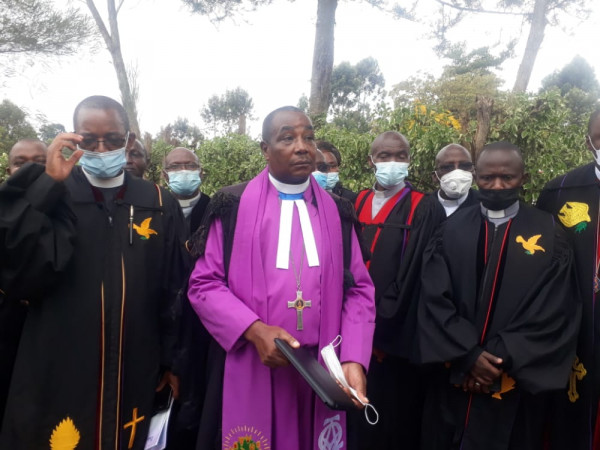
[481,201,519,219]
[487,208,506,219]
[268,173,309,194]
[82,167,125,188]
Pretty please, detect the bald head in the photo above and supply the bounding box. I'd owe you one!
[369,131,410,171]
[124,139,149,178]
[8,139,47,174]
[435,144,471,166]
[165,147,199,168]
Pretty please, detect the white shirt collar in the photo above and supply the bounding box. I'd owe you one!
[595,166,600,181]
[82,167,125,188]
[373,181,404,199]
[481,200,519,225]
[178,192,201,209]
[268,173,310,194]
[437,190,469,216]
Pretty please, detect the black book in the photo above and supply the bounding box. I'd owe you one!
[274,338,356,411]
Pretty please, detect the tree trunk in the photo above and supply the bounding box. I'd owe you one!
[512,0,548,93]
[474,95,493,156]
[86,0,141,136]
[308,0,338,123]
[237,114,246,135]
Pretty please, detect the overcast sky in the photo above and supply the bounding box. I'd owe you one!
[1,0,599,139]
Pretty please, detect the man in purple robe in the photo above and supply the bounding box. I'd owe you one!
[187,106,376,450]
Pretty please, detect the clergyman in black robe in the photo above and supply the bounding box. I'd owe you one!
[0,96,186,450]
[535,109,600,449]
[418,142,580,450]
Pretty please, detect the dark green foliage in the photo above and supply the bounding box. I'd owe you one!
[38,123,66,144]
[201,87,254,136]
[0,99,38,154]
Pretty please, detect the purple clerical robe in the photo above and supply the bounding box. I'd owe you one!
[188,168,375,450]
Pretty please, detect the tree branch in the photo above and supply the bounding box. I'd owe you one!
[435,0,527,16]
[86,0,112,49]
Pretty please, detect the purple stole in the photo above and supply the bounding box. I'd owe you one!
[222,168,347,449]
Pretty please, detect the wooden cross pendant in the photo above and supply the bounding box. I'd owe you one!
[287,290,312,330]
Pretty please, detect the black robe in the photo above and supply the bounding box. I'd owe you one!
[0,163,77,426]
[187,192,211,235]
[418,203,580,450]
[0,167,186,450]
[536,162,600,449]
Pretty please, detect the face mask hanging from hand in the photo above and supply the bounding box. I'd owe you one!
[438,169,473,199]
[372,159,409,189]
[320,336,379,425]
[168,170,201,196]
[79,147,127,179]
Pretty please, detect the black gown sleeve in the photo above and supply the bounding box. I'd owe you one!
[417,225,482,365]
[158,188,188,369]
[0,163,76,301]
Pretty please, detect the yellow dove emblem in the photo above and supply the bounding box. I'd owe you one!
[133,217,158,240]
[516,234,545,255]
[492,373,516,400]
[558,202,591,233]
[50,417,80,449]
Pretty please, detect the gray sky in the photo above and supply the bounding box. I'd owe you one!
[2,0,599,138]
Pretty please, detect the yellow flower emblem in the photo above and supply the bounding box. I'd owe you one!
[133,217,158,240]
[516,234,545,255]
[558,202,591,233]
[50,417,80,450]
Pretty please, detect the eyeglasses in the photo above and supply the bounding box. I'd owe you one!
[79,132,129,151]
[435,162,474,176]
[165,163,200,171]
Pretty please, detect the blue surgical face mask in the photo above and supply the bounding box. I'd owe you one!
[312,171,328,189]
[79,146,126,179]
[168,170,201,196]
[372,159,409,189]
[325,172,339,190]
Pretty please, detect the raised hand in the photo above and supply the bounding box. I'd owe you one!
[45,133,84,182]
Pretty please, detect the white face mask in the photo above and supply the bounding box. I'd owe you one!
[437,169,473,199]
[371,158,409,189]
[320,336,379,425]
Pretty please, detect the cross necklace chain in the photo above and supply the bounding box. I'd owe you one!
[287,247,311,331]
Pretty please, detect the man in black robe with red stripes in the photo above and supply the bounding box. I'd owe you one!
[418,142,580,450]
[349,131,426,449]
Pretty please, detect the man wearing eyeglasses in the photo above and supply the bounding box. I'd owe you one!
[431,144,478,217]
[162,147,211,449]
[163,147,210,235]
[0,96,186,450]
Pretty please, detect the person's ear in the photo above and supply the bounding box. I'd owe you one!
[260,141,269,161]
[431,170,439,185]
[162,170,169,183]
[586,135,595,155]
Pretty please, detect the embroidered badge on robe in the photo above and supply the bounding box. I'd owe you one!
[133,217,158,240]
[50,417,80,450]
[558,202,591,233]
[223,425,270,450]
[491,373,516,399]
[516,234,545,255]
[318,415,344,450]
[568,356,587,403]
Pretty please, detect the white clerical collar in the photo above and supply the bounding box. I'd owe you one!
[481,200,519,225]
[373,181,404,199]
[269,173,319,269]
[178,192,201,209]
[269,173,310,194]
[438,190,468,216]
[82,167,125,188]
